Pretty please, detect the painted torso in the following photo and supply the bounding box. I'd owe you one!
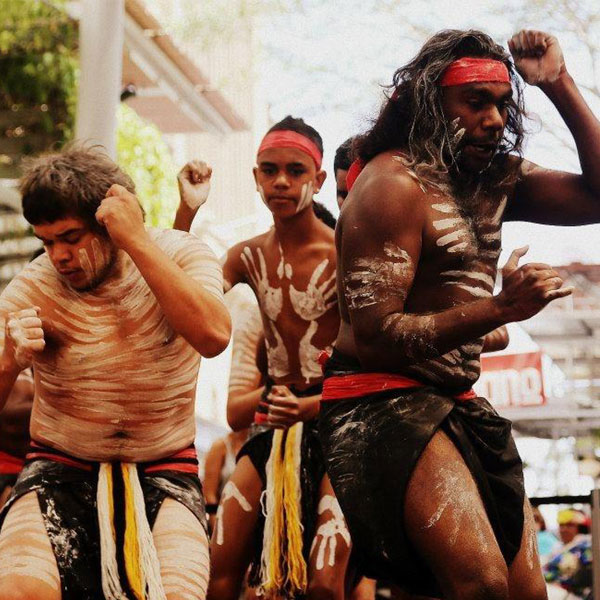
[337,154,512,390]
[0,229,222,462]
[237,228,338,389]
[402,188,506,388]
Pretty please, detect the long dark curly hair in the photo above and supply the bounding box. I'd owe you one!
[355,29,527,191]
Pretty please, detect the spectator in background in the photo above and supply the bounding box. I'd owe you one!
[532,506,560,564]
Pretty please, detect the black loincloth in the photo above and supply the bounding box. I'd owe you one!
[318,349,525,598]
[0,444,207,600]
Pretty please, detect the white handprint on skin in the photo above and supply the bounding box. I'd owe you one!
[289,259,336,321]
[265,321,290,379]
[310,495,351,570]
[241,247,283,322]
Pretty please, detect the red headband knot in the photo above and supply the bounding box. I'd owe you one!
[257,130,322,169]
[440,57,510,87]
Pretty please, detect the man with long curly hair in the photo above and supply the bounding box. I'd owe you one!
[319,29,600,600]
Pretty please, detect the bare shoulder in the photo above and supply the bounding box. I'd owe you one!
[149,227,216,259]
[340,151,428,233]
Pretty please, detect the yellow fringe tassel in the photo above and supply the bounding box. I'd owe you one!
[122,464,145,600]
[259,422,307,598]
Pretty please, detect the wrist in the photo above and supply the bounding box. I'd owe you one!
[0,351,22,376]
[539,69,573,98]
[489,294,511,327]
[122,230,153,259]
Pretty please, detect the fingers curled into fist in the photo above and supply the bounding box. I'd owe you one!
[6,307,45,368]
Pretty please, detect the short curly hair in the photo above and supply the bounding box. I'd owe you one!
[20,145,136,231]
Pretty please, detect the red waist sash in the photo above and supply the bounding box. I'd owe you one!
[26,441,199,475]
[0,450,25,475]
[322,372,477,403]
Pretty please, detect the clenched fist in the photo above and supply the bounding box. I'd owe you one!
[177,160,212,211]
[508,30,566,86]
[96,184,147,252]
[6,307,45,368]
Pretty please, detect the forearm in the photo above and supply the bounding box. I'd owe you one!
[0,356,22,413]
[173,204,197,233]
[127,238,231,356]
[227,386,264,430]
[542,73,600,192]
[356,296,506,370]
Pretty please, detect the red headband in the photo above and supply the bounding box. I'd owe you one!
[440,57,510,87]
[257,130,322,169]
[346,159,365,191]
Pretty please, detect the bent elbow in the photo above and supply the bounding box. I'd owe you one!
[197,314,232,358]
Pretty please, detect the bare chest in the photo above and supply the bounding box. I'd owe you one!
[421,196,507,300]
[240,243,337,324]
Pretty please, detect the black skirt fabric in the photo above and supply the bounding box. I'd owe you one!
[0,457,207,600]
[237,383,326,589]
[318,349,525,597]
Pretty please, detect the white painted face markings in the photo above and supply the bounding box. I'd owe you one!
[296,181,314,213]
[310,495,351,570]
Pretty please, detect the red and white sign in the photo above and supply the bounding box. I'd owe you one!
[474,351,546,409]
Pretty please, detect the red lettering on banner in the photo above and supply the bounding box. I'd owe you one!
[474,352,546,408]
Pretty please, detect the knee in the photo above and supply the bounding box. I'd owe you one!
[206,577,239,600]
[307,574,344,600]
[453,571,509,600]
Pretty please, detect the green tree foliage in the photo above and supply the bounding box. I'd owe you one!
[0,0,78,140]
[1,0,179,228]
[116,104,178,228]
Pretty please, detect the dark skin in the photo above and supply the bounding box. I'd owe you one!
[335,30,600,600]
[177,148,352,600]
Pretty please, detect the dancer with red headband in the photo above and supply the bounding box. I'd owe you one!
[176,116,354,599]
[319,29,600,600]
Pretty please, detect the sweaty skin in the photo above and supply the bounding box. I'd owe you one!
[0,229,224,462]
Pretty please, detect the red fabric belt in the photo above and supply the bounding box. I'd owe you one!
[322,372,477,402]
[0,450,25,475]
[26,441,199,475]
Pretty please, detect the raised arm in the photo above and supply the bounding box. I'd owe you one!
[173,160,212,232]
[341,171,571,372]
[506,30,600,225]
[96,185,231,357]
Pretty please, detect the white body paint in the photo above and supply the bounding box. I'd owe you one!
[0,492,61,591]
[0,228,224,462]
[215,481,252,546]
[241,241,337,384]
[310,495,351,570]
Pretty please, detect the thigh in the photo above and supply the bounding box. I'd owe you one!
[152,497,210,600]
[308,473,351,595]
[0,492,61,600]
[210,456,263,578]
[507,499,547,600]
[404,429,508,595]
